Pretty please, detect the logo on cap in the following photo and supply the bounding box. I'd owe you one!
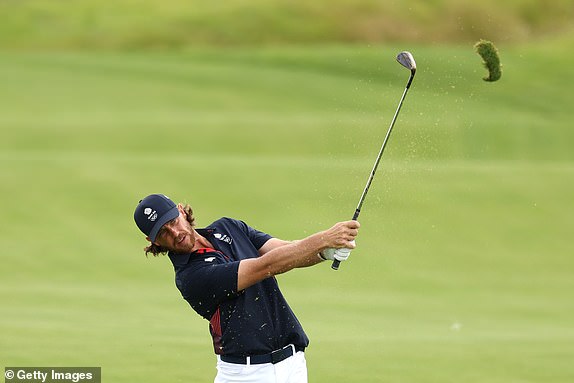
[144,207,158,222]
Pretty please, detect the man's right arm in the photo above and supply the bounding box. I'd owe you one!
[237,220,359,291]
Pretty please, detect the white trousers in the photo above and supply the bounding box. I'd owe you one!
[214,351,307,383]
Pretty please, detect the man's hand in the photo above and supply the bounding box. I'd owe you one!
[319,247,336,261]
[333,241,355,261]
[321,220,360,249]
[318,220,360,262]
[319,240,356,261]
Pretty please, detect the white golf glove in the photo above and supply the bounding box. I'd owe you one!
[319,248,336,261]
[319,241,355,262]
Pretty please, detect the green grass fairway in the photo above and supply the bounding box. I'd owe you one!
[1,43,573,382]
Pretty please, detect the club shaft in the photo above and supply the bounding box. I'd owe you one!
[353,84,410,217]
[332,71,415,270]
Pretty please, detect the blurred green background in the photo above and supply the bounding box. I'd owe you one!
[1,1,573,382]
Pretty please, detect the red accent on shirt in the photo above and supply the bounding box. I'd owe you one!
[210,307,223,354]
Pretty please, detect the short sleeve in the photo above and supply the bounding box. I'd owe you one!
[175,261,240,320]
[235,219,273,250]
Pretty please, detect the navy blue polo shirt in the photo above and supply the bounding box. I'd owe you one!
[168,217,309,357]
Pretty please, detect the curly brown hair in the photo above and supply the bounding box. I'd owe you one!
[144,203,196,257]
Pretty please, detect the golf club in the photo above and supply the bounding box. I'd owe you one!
[332,51,417,270]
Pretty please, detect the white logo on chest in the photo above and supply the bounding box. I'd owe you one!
[205,257,216,262]
[213,233,233,244]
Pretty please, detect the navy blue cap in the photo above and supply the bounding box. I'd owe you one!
[134,194,180,242]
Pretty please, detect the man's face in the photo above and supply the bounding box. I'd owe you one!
[151,209,195,253]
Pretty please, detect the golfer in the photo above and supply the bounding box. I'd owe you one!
[134,194,359,383]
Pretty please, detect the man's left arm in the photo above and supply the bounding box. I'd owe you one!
[237,218,324,267]
[259,238,323,267]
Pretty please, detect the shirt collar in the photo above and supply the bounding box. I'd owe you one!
[167,228,215,267]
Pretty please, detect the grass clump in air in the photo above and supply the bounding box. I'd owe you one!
[475,39,502,82]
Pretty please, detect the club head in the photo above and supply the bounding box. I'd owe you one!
[396,51,416,73]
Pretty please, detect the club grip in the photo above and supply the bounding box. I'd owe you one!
[331,210,360,270]
[331,259,341,270]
